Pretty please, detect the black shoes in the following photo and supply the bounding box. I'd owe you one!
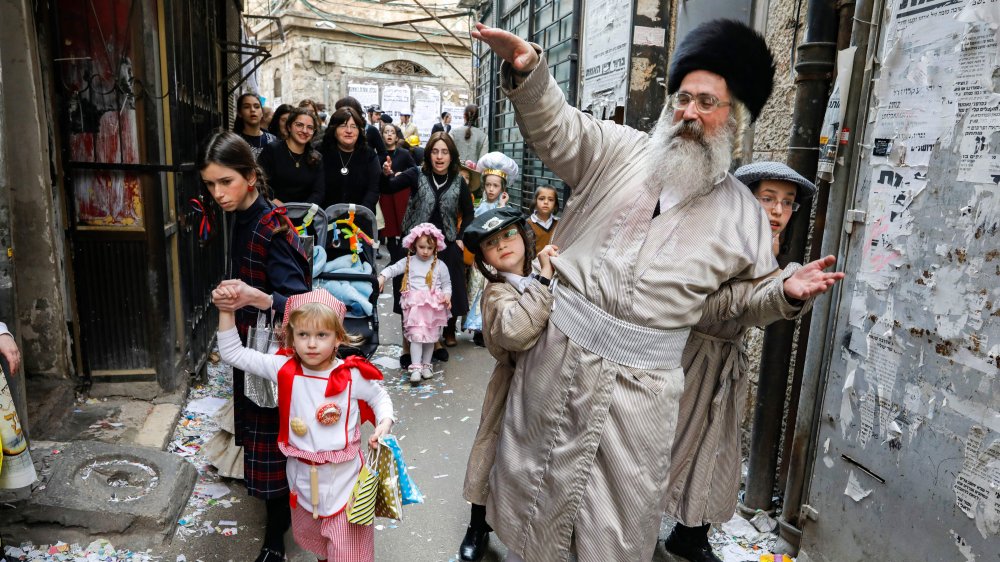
[459,525,491,561]
[254,547,285,562]
[472,330,485,347]
[400,353,412,369]
[433,347,449,362]
[663,527,722,562]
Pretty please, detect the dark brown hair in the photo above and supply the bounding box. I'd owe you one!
[334,96,366,124]
[284,108,321,167]
[198,130,269,197]
[268,103,294,137]
[474,224,536,283]
[463,104,479,140]
[322,107,368,152]
[533,185,560,214]
[422,132,460,177]
[232,93,263,134]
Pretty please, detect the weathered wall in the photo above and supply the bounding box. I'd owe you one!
[0,0,72,379]
[799,1,1000,559]
[752,0,806,164]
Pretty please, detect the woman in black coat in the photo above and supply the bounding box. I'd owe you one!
[258,107,324,205]
[318,107,380,211]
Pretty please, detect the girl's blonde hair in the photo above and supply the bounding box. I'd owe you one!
[400,234,439,291]
[283,302,363,350]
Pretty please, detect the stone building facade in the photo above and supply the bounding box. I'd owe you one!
[246,0,473,140]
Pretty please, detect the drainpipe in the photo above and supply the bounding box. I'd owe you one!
[776,0,857,500]
[743,0,839,512]
[776,0,876,551]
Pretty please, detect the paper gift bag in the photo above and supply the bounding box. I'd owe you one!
[373,439,403,520]
[346,451,379,525]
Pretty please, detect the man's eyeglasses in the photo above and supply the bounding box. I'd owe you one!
[671,92,731,114]
[482,227,519,249]
[756,195,800,213]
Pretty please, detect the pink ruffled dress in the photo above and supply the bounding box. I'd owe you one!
[381,252,453,344]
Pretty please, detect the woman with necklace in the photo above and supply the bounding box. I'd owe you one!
[318,107,380,211]
[258,107,324,205]
[383,132,474,351]
[233,93,278,161]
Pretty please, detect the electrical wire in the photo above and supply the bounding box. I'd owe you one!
[298,0,461,44]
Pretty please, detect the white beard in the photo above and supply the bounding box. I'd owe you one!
[647,111,735,207]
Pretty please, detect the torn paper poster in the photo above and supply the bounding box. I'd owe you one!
[953,426,1000,538]
[858,169,922,289]
[840,357,858,440]
[845,469,873,502]
[817,47,857,181]
[860,306,902,449]
[949,528,978,562]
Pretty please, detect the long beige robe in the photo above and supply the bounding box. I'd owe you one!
[463,279,554,505]
[664,265,811,526]
[487,52,781,561]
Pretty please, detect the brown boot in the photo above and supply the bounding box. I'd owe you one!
[443,319,457,347]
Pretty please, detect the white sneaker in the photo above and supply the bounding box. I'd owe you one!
[421,366,434,380]
[409,367,422,383]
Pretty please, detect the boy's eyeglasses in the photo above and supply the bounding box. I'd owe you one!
[756,195,800,212]
[482,227,519,249]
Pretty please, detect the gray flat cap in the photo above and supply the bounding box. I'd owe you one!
[734,162,816,200]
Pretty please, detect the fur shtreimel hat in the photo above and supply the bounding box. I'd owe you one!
[667,19,776,122]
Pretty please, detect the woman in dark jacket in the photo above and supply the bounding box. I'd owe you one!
[383,132,473,349]
[318,107,380,211]
[199,131,310,562]
[258,107,324,205]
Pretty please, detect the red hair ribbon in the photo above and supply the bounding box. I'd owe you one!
[189,198,212,241]
[262,206,297,232]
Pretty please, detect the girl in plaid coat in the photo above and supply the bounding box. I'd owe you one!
[199,131,311,562]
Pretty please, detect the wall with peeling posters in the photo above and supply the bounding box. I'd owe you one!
[799,1,1000,560]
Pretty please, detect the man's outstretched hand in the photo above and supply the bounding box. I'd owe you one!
[471,23,539,73]
[783,255,846,301]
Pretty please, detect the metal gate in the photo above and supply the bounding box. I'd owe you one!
[54,0,174,381]
[52,0,227,385]
[798,1,1000,559]
[488,0,579,212]
[164,0,227,379]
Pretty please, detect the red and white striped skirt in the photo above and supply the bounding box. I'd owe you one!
[291,505,374,562]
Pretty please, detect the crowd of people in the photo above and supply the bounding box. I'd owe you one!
[201,17,846,562]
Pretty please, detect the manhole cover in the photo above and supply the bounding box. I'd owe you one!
[74,456,160,503]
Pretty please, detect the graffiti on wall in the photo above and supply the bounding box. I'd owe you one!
[57,0,146,227]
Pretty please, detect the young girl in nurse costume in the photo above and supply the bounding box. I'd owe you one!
[456,206,559,561]
[377,223,452,384]
[214,288,394,562]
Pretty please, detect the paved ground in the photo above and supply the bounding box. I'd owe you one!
[4,273,710,561]
[154,293,683,562]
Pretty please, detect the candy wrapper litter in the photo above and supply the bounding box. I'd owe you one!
[381,434,424,505]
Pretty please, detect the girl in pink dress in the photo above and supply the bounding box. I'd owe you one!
[377,223,452,384]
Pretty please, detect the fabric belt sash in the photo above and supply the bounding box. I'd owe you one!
[551,283,689,371]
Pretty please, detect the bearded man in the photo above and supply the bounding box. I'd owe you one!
[469,19,841,562]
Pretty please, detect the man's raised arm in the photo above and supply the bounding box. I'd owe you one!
[472,23,642,191]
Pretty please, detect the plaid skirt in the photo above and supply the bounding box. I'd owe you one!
[233,368,289,499]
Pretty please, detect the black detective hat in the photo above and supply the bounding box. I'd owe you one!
[462,206,525,251]
[667,19,775,122]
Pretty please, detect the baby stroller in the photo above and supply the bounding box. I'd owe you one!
[311,203,380,359]
[282,203,329,267]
